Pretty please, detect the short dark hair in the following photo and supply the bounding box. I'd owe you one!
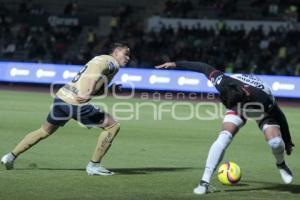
[109,42,129,54]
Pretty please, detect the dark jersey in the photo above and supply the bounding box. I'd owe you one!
[211,73,275,111]
[175,61,274,110]
[175,60,294,153]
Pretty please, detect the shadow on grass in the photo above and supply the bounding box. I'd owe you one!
[15,167,85,171]
[15,166,194,175]
[223,180,300,194]
[112,167,194,174]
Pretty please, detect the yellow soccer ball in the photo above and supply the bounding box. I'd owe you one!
[218,161,241,185]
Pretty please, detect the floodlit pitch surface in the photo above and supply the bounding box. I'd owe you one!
[0,90,299,200]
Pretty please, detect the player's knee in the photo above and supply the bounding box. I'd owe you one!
[104,121,120,135]
[222,122,239,135]
[102,114,118,127]
[42,122,59,135]
[267,137,284,150]
[39,127,52,138]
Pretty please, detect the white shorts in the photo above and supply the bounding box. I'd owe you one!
[223,110,245,128]
[261,124,280,132]
[223,110,280,132]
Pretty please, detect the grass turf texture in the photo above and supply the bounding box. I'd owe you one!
[0,90,299,200]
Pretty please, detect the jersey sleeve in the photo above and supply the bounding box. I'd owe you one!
[84,57,108,81]
[175,61,223,80]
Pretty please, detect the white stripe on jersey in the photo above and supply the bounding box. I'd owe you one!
[230,74,273,96]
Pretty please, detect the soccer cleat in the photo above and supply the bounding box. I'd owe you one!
[86,161,114,176]
[277,161,293,184]
[1,152,16,170]
[193,180,216,195]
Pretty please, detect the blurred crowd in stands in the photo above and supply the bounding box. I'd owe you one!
[1,0,300,76]
[0,0,81,64]
[101,0,300,76]
[108,21,300,76]
[162,0,300,21]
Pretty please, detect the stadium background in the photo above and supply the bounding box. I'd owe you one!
[1,0,300,200]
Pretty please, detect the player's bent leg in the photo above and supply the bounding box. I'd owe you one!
[86,114,120,176]
[1,122,59,170]
[12,122,59,156]
[92,115,120,163]
[194,129,234,195]
[194,112,243,195]
[264,125,293,184]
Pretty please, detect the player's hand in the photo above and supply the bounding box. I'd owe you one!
[285,141,295,155]
[76,95,91,103]
[155,62,176,69]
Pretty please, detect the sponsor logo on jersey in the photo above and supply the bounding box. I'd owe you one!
[212,75,223,86]
[108,62,116,73]
[232,74,265,89]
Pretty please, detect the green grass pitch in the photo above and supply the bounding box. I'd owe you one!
[0,90,299,200]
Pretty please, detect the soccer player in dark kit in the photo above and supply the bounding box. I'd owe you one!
[156,60,294,195]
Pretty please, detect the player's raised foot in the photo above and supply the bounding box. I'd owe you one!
[193,180,216,195]
[1,152,16,170]
[86,161,114,176]
[277,161,293,184]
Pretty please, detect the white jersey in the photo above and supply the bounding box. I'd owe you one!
[230,74,273,96]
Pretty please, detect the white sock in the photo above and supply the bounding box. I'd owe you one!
[201,130,233,183]
[267,137,285,165]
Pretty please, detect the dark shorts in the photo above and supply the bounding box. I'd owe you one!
[47,98,105,128]
[258,115,279,130]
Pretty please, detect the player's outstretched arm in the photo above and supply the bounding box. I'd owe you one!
[155,62,177,69]
[156,61,221,79]
[76,78,97,103]
[175,61,218,77]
